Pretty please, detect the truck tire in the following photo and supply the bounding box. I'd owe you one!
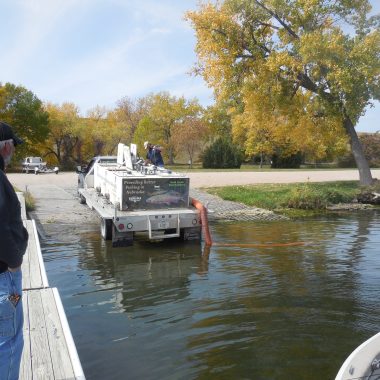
[101,218,112,241]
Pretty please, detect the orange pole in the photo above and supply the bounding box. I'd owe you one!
[191,197,213,246]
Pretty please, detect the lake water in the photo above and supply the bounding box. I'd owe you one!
[42,210,380,379]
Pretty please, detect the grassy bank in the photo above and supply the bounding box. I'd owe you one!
[24,190,36,212]
[14,186,36,212]
[205,181,362,212]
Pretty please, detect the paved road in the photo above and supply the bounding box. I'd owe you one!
[8,169,380,190]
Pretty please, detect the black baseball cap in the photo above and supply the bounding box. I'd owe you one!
[0,121,23,145]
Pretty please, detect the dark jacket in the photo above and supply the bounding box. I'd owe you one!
[0,168,28,271]
[146,146,164,166]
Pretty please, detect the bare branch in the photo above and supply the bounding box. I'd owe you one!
[254,0,299,39]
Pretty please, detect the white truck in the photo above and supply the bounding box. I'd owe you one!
[77,143,201,247]
[22,157,59,174]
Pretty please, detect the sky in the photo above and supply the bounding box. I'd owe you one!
[0,0,379,132]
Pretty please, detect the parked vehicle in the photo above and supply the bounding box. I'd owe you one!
[22,157,46,173]
[77,143,202,247]
[22,156,59,174]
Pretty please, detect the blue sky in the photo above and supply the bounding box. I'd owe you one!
[0,0,379,132]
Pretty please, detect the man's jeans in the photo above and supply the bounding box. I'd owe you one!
[0,270,24,380]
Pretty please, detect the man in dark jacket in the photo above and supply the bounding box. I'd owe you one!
[144,141,164,167]
[0,121,28,380]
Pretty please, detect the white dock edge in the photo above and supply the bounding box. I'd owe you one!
[32,219,49,287]
[52,288,86,380]
[17,191,85,379]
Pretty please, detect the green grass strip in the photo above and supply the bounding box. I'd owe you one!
[205,181,361,210]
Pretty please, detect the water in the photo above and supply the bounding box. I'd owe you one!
[42,211,380,379]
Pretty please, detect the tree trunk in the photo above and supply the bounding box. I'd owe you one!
[168,148,174,165]
[343,116,373,186]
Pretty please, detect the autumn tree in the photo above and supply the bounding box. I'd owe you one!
[187,0,380,185]
[85,106,111,156]
[0,82,49,160]
[44,102,80,168]
[112,96,147,145]
[136,92,203,164]
[203,101,233,139]
[360,132,380,167]
[172,116,209,167]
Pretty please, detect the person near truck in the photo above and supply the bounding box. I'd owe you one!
[144,141,164,167]
[0,121,29,380]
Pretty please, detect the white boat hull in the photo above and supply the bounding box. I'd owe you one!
[336,332,380,379]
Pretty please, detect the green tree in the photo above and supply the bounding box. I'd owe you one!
[202,137,243,168]
[203,102,233,139]
[187,0,380,185]
[0,82,49,160]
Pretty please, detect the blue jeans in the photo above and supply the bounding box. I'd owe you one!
[0,270,24,380]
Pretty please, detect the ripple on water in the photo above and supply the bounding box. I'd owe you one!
[40,211,380,380]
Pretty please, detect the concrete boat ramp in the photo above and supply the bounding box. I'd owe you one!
[27,185,285,240]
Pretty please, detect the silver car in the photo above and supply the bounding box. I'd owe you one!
[22,157,46,173]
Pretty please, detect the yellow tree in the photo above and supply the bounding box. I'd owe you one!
[203,101,233,139]
[186,0,380,185]
[136,92,203,164]
[233,87,349,166]
[112,96,147,145]
[44,102,80,168]
[86,106,111,156]
[172,116,209,166]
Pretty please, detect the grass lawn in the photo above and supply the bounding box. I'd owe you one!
[166,163,359,172]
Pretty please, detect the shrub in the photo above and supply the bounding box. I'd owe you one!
[24,190,36,212]
[202,138,243,168]
[336,152,356,168]
[283,183,355,209]
[271,152,303,168]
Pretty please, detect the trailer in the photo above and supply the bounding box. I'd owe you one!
[77,143,202,247]
[34,165,59,174]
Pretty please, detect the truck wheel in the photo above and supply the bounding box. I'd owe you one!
[79,193,86,204]
[101,218,112,240]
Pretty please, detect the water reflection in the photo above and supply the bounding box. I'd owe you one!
[41,210,380,380]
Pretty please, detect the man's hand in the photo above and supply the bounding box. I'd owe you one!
[8,266,21,272]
